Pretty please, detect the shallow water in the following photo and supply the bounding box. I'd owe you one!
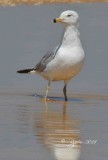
[0,3,108,160]
[0,88,108,160]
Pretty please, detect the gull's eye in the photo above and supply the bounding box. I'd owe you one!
[67,14,72,17]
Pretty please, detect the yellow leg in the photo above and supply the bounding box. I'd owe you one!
[45,81,50,102]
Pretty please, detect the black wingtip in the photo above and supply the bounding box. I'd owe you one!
[17,69,34,74]
[17,70,24,73]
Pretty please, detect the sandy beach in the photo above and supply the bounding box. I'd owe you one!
[0,3,108,160]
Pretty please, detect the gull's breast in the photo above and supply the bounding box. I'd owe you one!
[42,46,85,81]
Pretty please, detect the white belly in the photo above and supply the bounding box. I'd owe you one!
[41,46,85,81]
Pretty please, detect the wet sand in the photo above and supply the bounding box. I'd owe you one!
[0,3,108,160]
[0,88,108,160]
[0,0,108,6]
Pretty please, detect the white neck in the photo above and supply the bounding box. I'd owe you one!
[61,24,81,47]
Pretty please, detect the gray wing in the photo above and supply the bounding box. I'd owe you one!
[35,45,60,72]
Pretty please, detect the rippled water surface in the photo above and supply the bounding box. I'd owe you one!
[0,3,108,160]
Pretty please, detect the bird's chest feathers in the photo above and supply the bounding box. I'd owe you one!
[55,47,81,67]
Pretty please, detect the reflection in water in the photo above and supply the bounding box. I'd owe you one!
[33,102,81,160]
[15,92,108,159]
[16,98,82,160]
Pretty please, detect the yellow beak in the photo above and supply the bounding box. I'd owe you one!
[53,18,63,23]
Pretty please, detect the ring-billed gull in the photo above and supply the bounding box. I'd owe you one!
[17,10,85,101]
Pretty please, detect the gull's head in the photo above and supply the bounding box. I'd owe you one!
[53,10,79,26]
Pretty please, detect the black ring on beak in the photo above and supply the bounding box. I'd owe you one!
[53,19,56,23]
